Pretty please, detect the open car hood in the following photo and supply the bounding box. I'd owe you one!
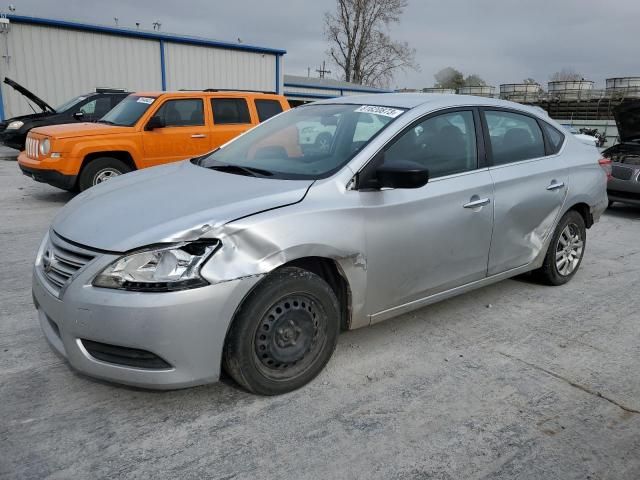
[4,77,55,113]
[614,102,640,143]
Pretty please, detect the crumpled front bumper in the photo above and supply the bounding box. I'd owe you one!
[32,243,261,390]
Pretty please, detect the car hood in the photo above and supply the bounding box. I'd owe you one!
[614,102,640,143]
[31,122,133,139]
[53,161,313,252]
[4,77,55,113]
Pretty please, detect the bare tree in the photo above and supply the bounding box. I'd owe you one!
[434,67,465,90]
[324,0,419,88]
[550,69,584,82]
[464,74,486,87]
[523,77,538,84]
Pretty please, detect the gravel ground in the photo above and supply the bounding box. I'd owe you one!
[1,158,639,480]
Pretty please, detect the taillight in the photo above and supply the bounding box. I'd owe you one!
[598,157,612,180]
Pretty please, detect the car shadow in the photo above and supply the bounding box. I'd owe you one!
[31,189,76,204]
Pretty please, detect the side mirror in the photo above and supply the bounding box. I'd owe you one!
[73,111,84,120]
[145,116,165,130]
[376,161,429,189]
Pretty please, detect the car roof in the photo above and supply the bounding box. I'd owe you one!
[312,93,547,116]
[132,91,283,99]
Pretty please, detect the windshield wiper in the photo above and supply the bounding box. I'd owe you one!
[97,120,118,125]
[209,164,274,177]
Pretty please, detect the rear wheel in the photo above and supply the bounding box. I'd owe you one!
[78,157,131,191]
[534,210,586,286]
[223,267,340,395]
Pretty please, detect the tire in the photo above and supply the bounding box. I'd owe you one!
[223,266,340,395]
[78,157,132,191]
[534,210,586,286]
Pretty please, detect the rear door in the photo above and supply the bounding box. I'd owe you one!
[141,97,210,167]
[482,109,569,275]
[210,97,254,149]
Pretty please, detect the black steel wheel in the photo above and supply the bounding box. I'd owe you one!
[223,267,340,395]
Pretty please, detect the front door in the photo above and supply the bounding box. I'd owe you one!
[141,98,211,167]
[361,109,495,317]
[482,109,569,275]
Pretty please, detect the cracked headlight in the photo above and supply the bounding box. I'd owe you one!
[93,240,219,292]
[6,120,24,130]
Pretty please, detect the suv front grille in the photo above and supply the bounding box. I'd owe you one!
[612,165,633,181]
[25,137,40,159]
[41,233,96,296]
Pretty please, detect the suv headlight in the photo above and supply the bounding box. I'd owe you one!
[39,138,51,155]
[6,120,24,130]
[93,240,219,292]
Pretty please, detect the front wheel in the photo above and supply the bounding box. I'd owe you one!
[223,267,340,395]
[78,157,132,191]
[534,210,586,286]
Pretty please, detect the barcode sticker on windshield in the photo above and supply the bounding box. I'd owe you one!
[354,105,403,118]
[137,97,155,104]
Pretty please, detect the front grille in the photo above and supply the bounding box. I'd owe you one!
[25,136,40,159]
[81,339,172,369]
[41,232,96,296]
[612,165,633,181]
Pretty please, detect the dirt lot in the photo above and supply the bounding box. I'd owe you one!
[1,158,639,480]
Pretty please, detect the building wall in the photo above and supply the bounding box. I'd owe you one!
[0,18,283,119]
[163,42,277,92]
[0,22,162,118]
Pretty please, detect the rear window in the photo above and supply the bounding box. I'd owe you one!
[255,99,283,122]
[212,98,251,124]
[540,122,565,154]
[484,110,546,165]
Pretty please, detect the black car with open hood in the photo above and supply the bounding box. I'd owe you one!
[602,101,640,207]
[0,77,129,151]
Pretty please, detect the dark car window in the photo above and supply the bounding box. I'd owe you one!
[540,121,565,154]
[485,110,545,165]
[78,97,112,120]
[153,99,205,127]
[255,99,283,122]
[384,110,478,178]
[212,98,251,124]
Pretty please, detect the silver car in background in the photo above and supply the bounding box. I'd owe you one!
[32,94,608,395]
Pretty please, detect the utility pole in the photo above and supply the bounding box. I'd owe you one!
[316,61,331,79]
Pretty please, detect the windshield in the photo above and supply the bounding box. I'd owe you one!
[99,95,157,127]
[55,95,88,112]
[197,103,404,179]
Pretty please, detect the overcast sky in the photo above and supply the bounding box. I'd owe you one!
[10,0,640,89]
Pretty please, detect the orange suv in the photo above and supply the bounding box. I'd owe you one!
[18,90,290,191]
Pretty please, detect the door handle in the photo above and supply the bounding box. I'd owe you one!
[546,181,565,191]
[191,134,207,138]
[463,197,491,209]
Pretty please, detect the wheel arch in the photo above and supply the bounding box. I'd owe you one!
[80,150,137,174]
[566,202,593,228]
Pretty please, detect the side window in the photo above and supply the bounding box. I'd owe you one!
[255,99,283,122]
[484,110,545,165]
[153,99,204,127]
[384,110,477,179]
[79,97,112,119]
[212,98,251,124]
[540,121,565,154]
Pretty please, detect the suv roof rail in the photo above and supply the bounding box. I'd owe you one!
[203,88,276,94]
[95,87,127,93]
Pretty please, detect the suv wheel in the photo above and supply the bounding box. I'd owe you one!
[534,210,586,286]
[79,157,132,191]
[223,267,340,395]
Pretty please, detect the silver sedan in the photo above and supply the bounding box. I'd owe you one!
[32,94,608,395]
